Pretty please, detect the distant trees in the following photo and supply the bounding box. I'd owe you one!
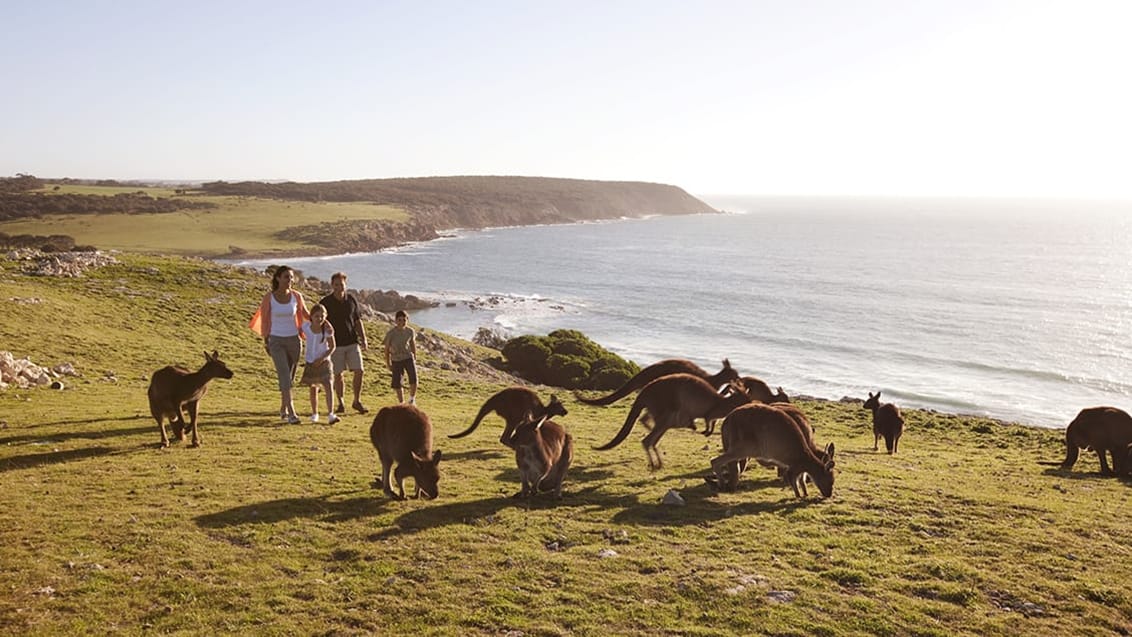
[500,329,640,390]
[0,174,44,194]
[0,191,216,221]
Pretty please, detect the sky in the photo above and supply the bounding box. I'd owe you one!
[3,0,1131,198]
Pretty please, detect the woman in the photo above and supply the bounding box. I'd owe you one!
[250,265,310,424]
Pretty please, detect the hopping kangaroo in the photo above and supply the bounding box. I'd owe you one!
[594,373,751,470]
[369,404,443,499]
[448,387,568,448]
[702,375,791,435]
[511,415,574,499]
[862,391,904,453]
[575,358,739,407]
[147,350,233,449]
[710,403,836,498]
[1039,406,1132,476]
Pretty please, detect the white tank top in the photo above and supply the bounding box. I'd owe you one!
[269,293,300,337]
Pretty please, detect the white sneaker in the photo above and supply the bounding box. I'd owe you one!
[311,413,320,423]
[327,413,340,425]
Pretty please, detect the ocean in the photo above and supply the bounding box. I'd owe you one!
[233,196,1132,428]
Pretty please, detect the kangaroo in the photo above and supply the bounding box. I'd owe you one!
[511,415,574,499]
[702,375,790,435]
[714,402,819,486]
[1038,406,1132,476]
[369,404,443,499]
[862,391,904,453]
[147,350,234,449]
[575,358,739,407]
[448,387,568,448]
[594,373,752,470]
[710,403,836,498]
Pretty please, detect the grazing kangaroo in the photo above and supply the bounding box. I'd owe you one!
[511,415,574,499]
[710,403,836,498]
[369,404,443,499]
[147,350,233,449]
[862,391,904,453]
[713,402,819,486]
[448,387,568,448]
[1038,406,1132,476]
[575,358,739,407]
[594,373,752,470]
[702,376,790,435]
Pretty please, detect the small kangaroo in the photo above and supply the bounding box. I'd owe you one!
[369,404,443,499]
[575,358,739,407]
[448,387,568,448]
[710,403,836,498]
[594,373,752,470]
[862,391,904,454]
[702,375,790,435]
[1039,406,1132,476]
[147,350,234,449]
[511,415,574,499]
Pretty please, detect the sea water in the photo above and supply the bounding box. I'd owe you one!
[234,197,1132,427]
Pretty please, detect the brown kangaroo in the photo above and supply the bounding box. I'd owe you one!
[710,403,836,498]
[511,415,574,499]
[1039,406,1132,476]
[702,375,791,435]
[713,403,820,486]
[369,404,443,499]
[594,373,752,470]
[862,391,904,453]
[448,387,568,448]
[147,350,233,449]
[575,358,739,406]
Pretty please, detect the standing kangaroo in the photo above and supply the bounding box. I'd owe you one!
[710,403,836,498]
[369,404,443,499]
[1039,406,1132,476]
[575,358,739,407]
[448,387,568,448]
[594,373,751,470]
[511,415,574,499]
[702,375,790,435]
[147,350,233,449]
[862,391,904,454]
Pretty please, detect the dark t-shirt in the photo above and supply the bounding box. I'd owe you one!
[319,293,362,347]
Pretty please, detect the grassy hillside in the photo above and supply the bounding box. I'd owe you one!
[1,252,1130,636]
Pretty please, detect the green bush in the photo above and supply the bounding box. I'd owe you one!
[500,331,639,389]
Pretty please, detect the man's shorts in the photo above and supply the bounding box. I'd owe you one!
[331,343,364,373]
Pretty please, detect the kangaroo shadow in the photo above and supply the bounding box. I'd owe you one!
[0,446,118,472]
[195,489,391,528]
[0,424,156,446]
[608,479,812,527]
[1041,466,1129,481]
[438,449,508,462]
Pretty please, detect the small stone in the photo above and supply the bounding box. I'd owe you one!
[597,549,618,558]
[661,490,685,506]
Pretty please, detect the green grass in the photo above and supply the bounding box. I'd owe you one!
[2,252,1131,636]
[1,185,407,257]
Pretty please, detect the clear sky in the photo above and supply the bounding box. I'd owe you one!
[3,1,1130,198]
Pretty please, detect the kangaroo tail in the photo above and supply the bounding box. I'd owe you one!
[449,400,493,438]
[575,371,653,406]
[594,398,646,451]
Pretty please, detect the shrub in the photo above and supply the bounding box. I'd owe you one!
[500,331,639,389]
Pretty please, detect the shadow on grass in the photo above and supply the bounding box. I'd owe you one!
[195,489,391,527]
[0,424,156,446]
[439,449,509,462]
[1040,466,1132,482]
[609,479,811,526]
[0,446,117,472]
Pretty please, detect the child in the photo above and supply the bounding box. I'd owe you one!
[383,309,418,405]
[299,303,339,424]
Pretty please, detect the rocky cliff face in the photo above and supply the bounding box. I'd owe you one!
[217,176,717,255]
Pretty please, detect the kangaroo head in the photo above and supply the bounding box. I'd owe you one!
[410,449,442,499]
[719,358,740,382]
[862,391,880,410]
[203,351,234,379]
[773,386,791,403]
[546,394,568,418]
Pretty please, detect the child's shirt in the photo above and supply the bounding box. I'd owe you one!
[302,321,334,363]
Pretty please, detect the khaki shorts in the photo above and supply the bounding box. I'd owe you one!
[330,343,364,373]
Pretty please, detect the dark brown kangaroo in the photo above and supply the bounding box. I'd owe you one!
[1039,406,1132,476]
[147,350,233,449]
[511,415,574,499]
[448,387,568,448]
[369,404,443,499]
[712,403,821,487]
[702,376,790,435]
[575,358,739,406]
[862,391,904,454]
[710,403,836,498]
[594,373,751,470]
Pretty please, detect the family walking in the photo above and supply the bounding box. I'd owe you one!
[249,266,419,422]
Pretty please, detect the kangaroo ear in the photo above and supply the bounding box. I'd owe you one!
[203,350,212,361]
[548,394,558,402]
[826,442,836,460]
[431,449,442,464]
[722,358,731,369]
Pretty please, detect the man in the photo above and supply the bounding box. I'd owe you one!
[383,309,418,405]
[319,272,368,414]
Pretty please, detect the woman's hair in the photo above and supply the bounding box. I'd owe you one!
[271,265,294,291]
